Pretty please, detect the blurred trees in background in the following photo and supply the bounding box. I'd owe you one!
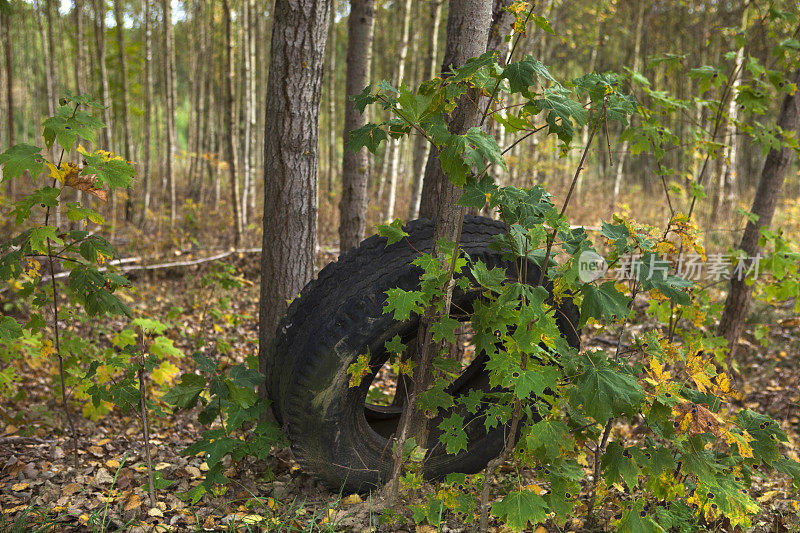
[0,0,798,251]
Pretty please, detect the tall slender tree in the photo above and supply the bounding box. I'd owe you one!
[718,68,800,365]
[408,0,442,220]
[241,0,255,224]
[387,0,494,502]
[258,0,332,395]
[141,0,153,221]
[382,0,413,222]
[91,0,112,150]
[222,0,243,245]
[338,0,375,251]
[113,0,134,220]
[611,0,647,208]
[326,0,338,193]
[1,0,14,198]
[162,0,176,226]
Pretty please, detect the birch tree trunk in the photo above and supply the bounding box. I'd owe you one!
[141,0,153,222]
[1,3,14,198]
[222,0,243,246]
[407,0,442,220]
[717,68,800,366]
[258,0,332,395]
[386,0,493,502]
[611,0,646,209]
[113,0,134,221]
[714,7,748,221]
[162,0,176,226]
[382,0,413,222]
[241,0,254,224]
[326,0,338,194]
[338,0,375,251]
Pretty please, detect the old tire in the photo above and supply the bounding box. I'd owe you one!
[267,216,580,492]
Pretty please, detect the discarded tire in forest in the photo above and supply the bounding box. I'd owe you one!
[267,216,580,492]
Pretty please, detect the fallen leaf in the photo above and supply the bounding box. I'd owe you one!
[124,494,142,511]
[62,483,82,496]
[11,482,30,491]
[88,445,104,457]
[148,507,164,517]
[106,459,121,469]
[341,493,362,505]
[94,467,114,485]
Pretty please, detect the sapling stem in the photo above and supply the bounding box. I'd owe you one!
[139,331,157,506]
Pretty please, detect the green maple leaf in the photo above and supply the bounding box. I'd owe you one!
[616,499,665,533]
[81,150,135,189]
[0,316,23,342]
[470,260,506,292]
[384,335,406,356]
[431,316,461,344]
[0,144,45,181]
[437,134,470,187]
[528,86,588,143]
[27,226,63,254]
[735,410,787,465]
[490,490,548,532]
[502,55,555,95]
[383,288,424,320]
[162,373,206,408]
[348,123,388,154]
[570,354,644,422]
[464,127,506,170]
[437,413,468,455]
[579,281,630,326]
[377,219,409,245]
[525,420,572,460]
[458,175,498,209]
[417,383,453,414]
[602,442,641,490]
[509,365,559,400]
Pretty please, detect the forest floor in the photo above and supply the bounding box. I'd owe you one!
[0,250,798,533]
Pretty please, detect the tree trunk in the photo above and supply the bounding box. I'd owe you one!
[241,0,255,224]
[73,0,86,96]
[408,0,442,220]
[1,3,14,198]
[326,0,338,194]
[717,68,800,366]
[258,0,332,396]
[113,0,134,221]
[383,0,413,222]
[162,0,176,226]
[338,0,375,251]
[386,0,493,501]
[486,0,515,59]
[91,0,112,149]
[714,7,748,222]
[222,0,243,246]
[141,0,153,222]
[611,0,646,209]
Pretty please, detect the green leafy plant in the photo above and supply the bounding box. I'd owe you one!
[348,4,800,531]
[0,91,135,462]
[164,264,284,502]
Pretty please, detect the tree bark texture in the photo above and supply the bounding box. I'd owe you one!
[259,0,332,395]
[338,0,375,252]
[383,0,413,222]
[222,0,243,246]
[162,0,176,226]
[113,0,134,220]
[717,68,800,364]
[408,0,442,220]
[141,0,153,222]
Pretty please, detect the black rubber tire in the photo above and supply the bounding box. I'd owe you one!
[267,216,580,492]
